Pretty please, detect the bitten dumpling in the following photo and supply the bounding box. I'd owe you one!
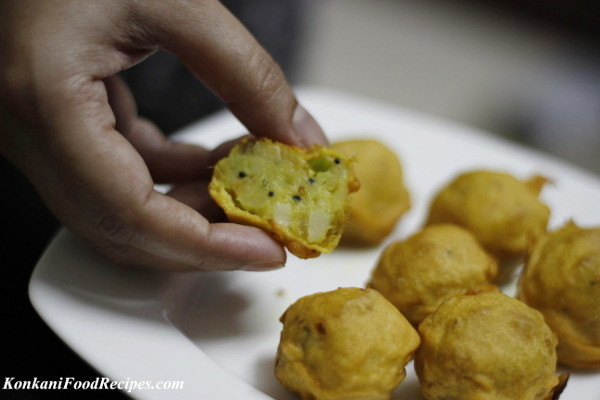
[519,222,600,368]
[275,288,420,400]
[332,139,410,246]
[426,170,550,258]
[209,138,359,258]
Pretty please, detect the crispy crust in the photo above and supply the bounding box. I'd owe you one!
[415,291,562,400]
[426,170,550,258]
[519,222,600,368]
[368,223,498,326]
[331,139,410,247]
[548,373,569,400]
[275,288,420,400]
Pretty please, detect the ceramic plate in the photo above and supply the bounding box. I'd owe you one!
[30,88,600,399]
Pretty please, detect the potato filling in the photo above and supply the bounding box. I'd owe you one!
[217,140,352,244]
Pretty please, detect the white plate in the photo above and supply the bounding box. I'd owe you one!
[30,88,600,399]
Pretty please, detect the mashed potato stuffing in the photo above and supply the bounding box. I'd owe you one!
[209,138,359,258]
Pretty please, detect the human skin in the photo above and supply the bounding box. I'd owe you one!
[0,0,327,271]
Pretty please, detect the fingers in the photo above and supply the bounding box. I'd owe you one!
[129,0,328,147]
[104,75,137,136]
[1,0,317,273]
[23,72,286,271]
[119,117,248,183]
[96,190,286,271]
[104,76,248,183]
[166,180,226,222]
[126,118,213,182]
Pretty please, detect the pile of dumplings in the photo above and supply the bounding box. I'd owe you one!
[273,139,599,400]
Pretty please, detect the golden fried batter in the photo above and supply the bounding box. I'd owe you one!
[368,224,497,325]
[415,291,566,400]
[519,222,600,368]
[275,287,420,400]
[426,170,550,258]
[331,139,410,246]
[209,138,359,258]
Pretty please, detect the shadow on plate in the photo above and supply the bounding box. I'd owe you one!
[252,354,297,400]
[35,230,173,323]
[392,374,424,400]
[250,352,424,400]
[166,272,253,341]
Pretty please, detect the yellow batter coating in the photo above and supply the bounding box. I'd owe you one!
[426,170,550,258]
[275,287,420,400]
[331,139,410,246]
[209,138,359,258]
[368,224,498,325]
[415,291,566,400]
[519,222,600,368]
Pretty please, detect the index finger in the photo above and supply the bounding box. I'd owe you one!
[130,0,328,147]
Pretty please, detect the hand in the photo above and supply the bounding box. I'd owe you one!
[0,0,327,271]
